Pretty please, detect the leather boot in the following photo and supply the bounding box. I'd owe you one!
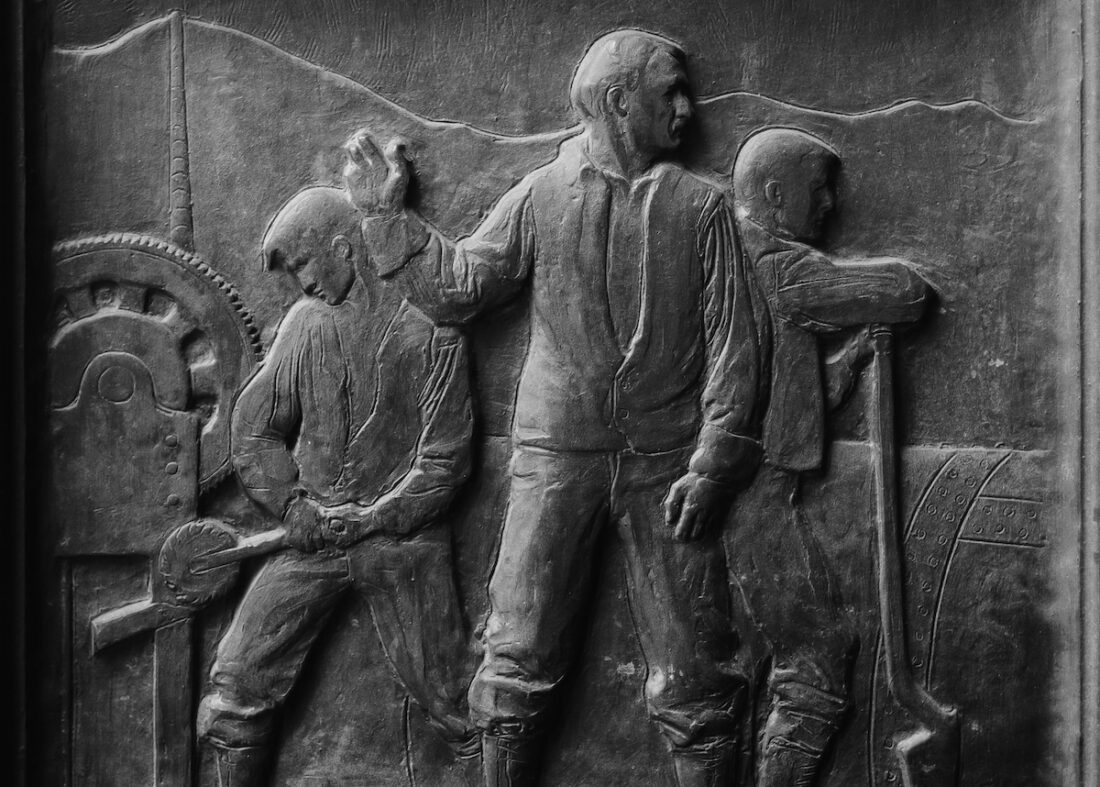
[757,740,823,787]
[453,730,484,787]
[670,739,738,787]
[756,702,842,787]
[211,743,270,787]
[481,731,542,787]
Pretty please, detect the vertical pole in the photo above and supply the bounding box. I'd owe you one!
[869,327,908,691]
[154,617,194,787]
[868,325,958,787]
[157,15,196,786]
[168,11,194,253]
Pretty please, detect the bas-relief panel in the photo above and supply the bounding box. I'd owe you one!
[34,7,1069,787]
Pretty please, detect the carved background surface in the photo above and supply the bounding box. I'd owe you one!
[49,0,1059,132]
[27,1,1081,785]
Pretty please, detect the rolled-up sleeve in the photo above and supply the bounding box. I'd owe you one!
[688,197,768,487]
[361,183,537,325]
[767,248,929,331]
[230,307,311,518]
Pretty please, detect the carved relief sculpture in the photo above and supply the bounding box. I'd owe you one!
[729,128,933,785]
[196,187,479,785]
[346,29,768,786]
[29,5,1076,786]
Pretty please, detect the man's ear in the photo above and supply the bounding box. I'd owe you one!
[260,241,281,272]
[606,85,629,117]
[764,180,783,207]
[331,235,353,260]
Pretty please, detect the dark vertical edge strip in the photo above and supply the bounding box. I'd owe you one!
[7,0,26,781]
[59,562,72,787]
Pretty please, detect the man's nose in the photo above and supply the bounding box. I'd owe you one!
[673,93,693,120]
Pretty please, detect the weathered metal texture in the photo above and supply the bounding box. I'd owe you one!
[27,2,1078,786]
[47,228,261,786]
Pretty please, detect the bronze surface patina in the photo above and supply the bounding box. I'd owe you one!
[21,2,1085,786]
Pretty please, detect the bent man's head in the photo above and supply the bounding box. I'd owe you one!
[570,29,693,157]
[262,186,364,305]
[733,128,840,244]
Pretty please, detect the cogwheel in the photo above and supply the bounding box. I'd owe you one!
[157,518,240,607]
[50,233,262,491]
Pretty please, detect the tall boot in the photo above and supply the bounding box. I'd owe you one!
[456,752,484,787]
[452,730,483,787]
[756,702,842,787]
[481,731,542,787]
[211,742,270,787]
[670,739,739,787]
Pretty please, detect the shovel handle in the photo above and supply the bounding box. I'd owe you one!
[190,528,287,572]
[869,326,907,680]
[869,324,957,723]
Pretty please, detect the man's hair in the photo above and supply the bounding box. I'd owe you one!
[569,29,685,122]
[261,186,362,271]
[733,127,839,207]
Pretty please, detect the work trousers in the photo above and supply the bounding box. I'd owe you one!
[728,465,857,726]
[467,444,745,750]
[197,525,474,750]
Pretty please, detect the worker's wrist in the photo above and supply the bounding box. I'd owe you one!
[320,503,378,546]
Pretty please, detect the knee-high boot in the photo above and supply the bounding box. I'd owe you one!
[756,688,846,787]
[670,738,739,787]
[481,730,542,787]
[210,742,271,787]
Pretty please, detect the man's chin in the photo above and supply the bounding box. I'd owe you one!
[661,136,683,154]
[803,228,826,245]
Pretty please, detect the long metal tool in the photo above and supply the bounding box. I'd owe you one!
[189,527,287,572]
[90,522,288,652]
[868,325,960,787]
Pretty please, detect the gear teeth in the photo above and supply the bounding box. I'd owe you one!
[53,233,264,360]
[52,233,265,491]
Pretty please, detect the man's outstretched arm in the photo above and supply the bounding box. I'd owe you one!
[344,130,536,325]
[765,245,930,332]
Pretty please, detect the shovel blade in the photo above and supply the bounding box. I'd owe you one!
[894,719,960,787]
